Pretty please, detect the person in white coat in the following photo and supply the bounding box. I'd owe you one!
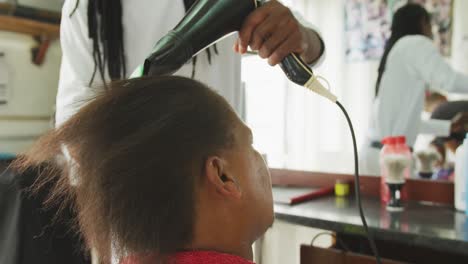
[360,3,468,176]
[56,0,325,127]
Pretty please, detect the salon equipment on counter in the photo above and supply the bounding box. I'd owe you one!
[335,180,350,197]
[380,137,411,211]
[415,149,441,179]
[134,0,380,262]
[455,133,468,212]
[379,137,411,206]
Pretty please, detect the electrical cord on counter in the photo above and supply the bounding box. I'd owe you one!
[336,101,382,264]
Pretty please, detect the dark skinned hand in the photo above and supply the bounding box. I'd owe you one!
[233,0,321,66]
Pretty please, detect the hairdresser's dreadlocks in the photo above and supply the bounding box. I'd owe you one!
[183,0,219,79]
[71,0,218,86]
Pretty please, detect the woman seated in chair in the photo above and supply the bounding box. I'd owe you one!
[13,76,273,264]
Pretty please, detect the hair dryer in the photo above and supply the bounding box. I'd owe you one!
[140,0,336,102]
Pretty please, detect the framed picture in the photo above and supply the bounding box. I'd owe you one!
[345,0,453,62]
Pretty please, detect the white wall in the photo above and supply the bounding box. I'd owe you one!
[0,31,61,155]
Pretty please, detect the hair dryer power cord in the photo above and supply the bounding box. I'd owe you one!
[336,101,382,264]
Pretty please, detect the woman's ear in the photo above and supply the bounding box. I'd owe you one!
[204,156,241,199]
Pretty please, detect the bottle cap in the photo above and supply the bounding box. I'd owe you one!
[335,180,350,197]
[387,137,397,145]
[396,136,406,145]
[382,137,392,145]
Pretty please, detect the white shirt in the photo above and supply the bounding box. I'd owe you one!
[360,35,468,176]
[56,0,243,126]
[368,35,468,146]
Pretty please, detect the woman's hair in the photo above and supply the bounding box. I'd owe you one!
[12,76,236,263]
[71,0,217,85]
[375,3,431,97]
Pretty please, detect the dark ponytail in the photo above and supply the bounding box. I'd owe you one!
[375,4,430,97]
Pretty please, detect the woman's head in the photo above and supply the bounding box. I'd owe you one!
[376,4,431,96]
[14,76,273,262]
[391,3,432,40]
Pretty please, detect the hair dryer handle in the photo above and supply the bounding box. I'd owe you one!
[253,1,315,86]
[280,54,314,86]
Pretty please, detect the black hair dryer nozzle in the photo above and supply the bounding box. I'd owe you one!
[144,0,257,76]
[143,0,306,82]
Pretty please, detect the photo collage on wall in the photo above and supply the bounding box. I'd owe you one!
[345,0,453,62]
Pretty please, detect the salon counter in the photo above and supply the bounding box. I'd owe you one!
[274,194,468,256]
[270,169,468,263]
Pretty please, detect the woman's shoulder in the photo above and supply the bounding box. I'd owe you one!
[388,35,438,66]
[393,35,435,52]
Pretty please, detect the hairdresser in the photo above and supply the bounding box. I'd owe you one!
[56,0,325,126]
[360,3,468,176]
